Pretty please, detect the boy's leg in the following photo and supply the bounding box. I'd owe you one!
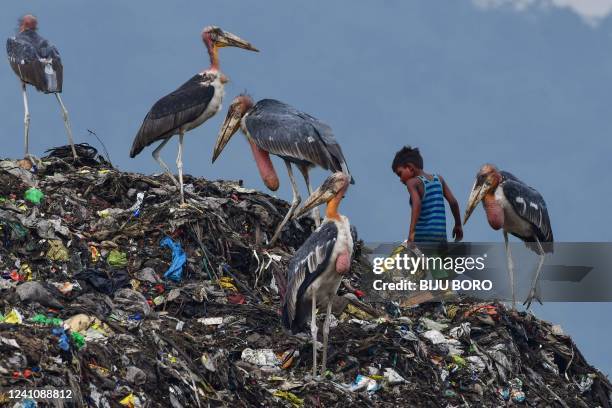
[427,241,458,302]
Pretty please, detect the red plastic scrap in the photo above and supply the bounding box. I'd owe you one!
[463,304,499,319]
[9,270,24,282]
[354,289,366,299]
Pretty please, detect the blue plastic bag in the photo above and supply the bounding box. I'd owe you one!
[52,327,70,351]
[160,236,186,282]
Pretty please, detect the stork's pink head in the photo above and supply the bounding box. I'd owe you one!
[234,94,255,113]
[201,26,259,51]
[212,94,255,163]
[19,14,38,32]
[464,163,502,225]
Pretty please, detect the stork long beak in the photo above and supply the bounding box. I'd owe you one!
[216,31,259,52]
[293,183,336,220]
[212,107,242,163]
[464,181,487,225]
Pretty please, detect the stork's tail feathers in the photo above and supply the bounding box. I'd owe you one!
[524,236,554,255]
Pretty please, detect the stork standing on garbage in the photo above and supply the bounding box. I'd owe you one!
[6,14,78,159]
[130,26,258,204]
[464,164,553,309]
[212,96,353,245]
[281,172,353,377]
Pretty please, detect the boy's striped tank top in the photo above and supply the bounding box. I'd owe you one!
[414,175,447,242]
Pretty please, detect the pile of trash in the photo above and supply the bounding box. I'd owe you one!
[1,144,610,407]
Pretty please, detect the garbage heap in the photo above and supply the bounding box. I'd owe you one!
[1,144,610,408]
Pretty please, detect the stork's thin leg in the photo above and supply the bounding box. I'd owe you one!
[311,294,318,378]
[54,93,78,160]
[176,131,185,205]
[321,300,333,376]
[22,83,30,157]
[152,138,180,189]
[269,161,301,246]
[503,231,516,310]
[524,238,545,309]
[298,165,320,228]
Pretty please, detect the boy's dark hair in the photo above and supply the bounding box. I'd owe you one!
[392,146,423,171]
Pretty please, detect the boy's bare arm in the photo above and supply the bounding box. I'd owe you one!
[439,175,463,241]
[406,178,421,242]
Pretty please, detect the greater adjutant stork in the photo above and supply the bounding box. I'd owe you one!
[464,164,553,309]
[6,14,77,159]
[212,95,352,245]
[281,172,353,377]
[130,26,258,204]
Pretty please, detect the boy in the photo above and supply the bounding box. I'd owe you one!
[392,146,463,245]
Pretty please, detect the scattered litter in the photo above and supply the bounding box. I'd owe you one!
[0,145,609,407]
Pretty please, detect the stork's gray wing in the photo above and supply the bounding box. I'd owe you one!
[130,74,215,157]
[7,35,63,93]
[282,222,338,333]
[245,99,352,180]
[501,173,553,250]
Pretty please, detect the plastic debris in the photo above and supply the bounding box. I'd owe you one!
[16,281,63,308]
[241,348,281,366]
[31,314,63,326]
[119,393,136,407]
[449,322,471,339]
[160,236,186,282]
[107,249,128,267]
[273,390,304,407]
[71,332,86,349]
[63,313,94,332]
[198,317,224,325]
[46,239,70,261]
[384,367,407,385]
[578,374,595,394]
[126,366,147,385]
[24,187,44,204]
[3,308,23,324]
[348,374,381,393]
[52,327,70,351]
[73,268,130,295]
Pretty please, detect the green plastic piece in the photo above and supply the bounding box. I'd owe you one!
[24,188,44,204]
[108,249,128,267]
[71,332,85,349]
[30,314,63,326]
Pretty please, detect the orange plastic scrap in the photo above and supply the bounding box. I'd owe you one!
[463,304,499,323]
[280,349,297,369]
[90,246,100,263]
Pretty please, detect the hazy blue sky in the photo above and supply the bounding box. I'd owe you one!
[2,1,611,374]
